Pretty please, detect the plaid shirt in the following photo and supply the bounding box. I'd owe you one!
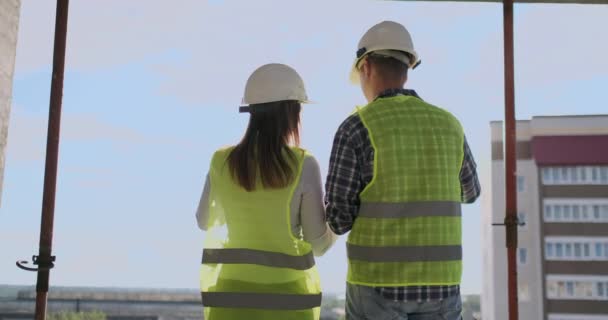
[325,88,481,302]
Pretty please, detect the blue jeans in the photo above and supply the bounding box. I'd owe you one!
[345,284,463,320]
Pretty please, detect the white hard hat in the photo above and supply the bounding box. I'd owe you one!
[240,63,310,111]
[349,21,421,84]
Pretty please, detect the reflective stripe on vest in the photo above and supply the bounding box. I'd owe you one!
[202,248,315,270]
[201,292,322,310]
[358,201,461,218]
[347,244,462,262]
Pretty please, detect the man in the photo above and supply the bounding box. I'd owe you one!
[325,21,481,320]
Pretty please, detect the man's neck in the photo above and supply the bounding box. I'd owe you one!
[372,86,404,99]
[371,82,405,99]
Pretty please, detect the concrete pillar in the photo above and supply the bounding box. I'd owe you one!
[0,0,21,206]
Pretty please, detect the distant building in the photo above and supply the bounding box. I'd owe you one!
[0,0,21,206]
[0,285,202,320]
[482,115,608,320]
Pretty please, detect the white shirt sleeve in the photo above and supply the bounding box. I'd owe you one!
[297,155,337,257]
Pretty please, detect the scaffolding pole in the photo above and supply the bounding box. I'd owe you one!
[16,1,70,320]
[502,0,519,319]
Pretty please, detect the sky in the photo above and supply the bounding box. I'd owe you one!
[1,0,607,295]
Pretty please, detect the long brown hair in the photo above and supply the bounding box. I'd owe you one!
[227,100,301,191]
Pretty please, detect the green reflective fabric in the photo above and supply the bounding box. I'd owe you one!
[348,260,463,286]
[349,216,462,246]
[348,95,465,286]
[358,96,464,203]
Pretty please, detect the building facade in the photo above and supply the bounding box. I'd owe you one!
[482,115,608,320]
[0,0,21,206]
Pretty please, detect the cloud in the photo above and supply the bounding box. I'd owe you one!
[15,0,497,106]
[4,106,45,162]
[15,1,207,73]
[5,108,163,163]
[149,1,499,107]
[469,5,608,89]
[63,114,145,143]
[7,108,131,162]
[15,1,606,110]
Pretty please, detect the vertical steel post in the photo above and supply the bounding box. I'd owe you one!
[33,1,69,319]
[503,0,519,319]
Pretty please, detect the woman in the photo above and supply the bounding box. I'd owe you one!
[196,63,336,320]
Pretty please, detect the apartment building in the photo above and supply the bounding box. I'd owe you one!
[482,115,608,320]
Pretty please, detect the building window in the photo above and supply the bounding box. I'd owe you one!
[542,166,608,185]
[552,167,560,182]
[547,276,608,300]
[580,166,587,181]
[593,205,601,219]
[582,205,589,219]
[518,283,530,302]
[564,205,572,220]
[555,205,562,220]
[544,201,608,223]
[565,243,572,257]
[517,176,525,192]
[574,243,582,258]
[566,282,575,297]
[547,280,558,297]
[546,238,608,261]
[572,205,580,219]
[571,167,579,182]
[584,282,594,298]
[558,281,566,296]
[592,167,599,181]
[519,248,528,265]
[584,243,591,257]
[542,167,551,184]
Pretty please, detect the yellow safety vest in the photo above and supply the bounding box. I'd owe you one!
[201,147,321,320]
[348,95,465,286]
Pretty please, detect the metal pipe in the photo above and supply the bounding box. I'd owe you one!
[503,0,519,319]
[34,1,70,319]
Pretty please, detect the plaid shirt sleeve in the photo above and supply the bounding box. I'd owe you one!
[324,115,364,235]
[460,136,481,203]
